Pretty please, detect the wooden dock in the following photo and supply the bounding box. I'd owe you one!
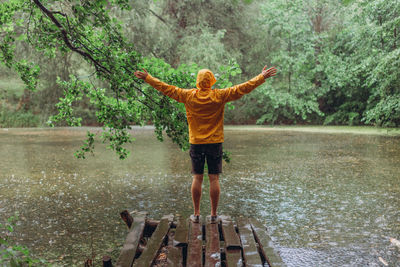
[112,211,285,267]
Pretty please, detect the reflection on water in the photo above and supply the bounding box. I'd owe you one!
[0,127,399,266]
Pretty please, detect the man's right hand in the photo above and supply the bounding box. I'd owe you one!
[134,68,148,80]
[262,65,277,79]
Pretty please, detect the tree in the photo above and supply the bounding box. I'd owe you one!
[320,0,400,126]
[249,0,338,124]
[0,0,240,158]
[361,0,400,126]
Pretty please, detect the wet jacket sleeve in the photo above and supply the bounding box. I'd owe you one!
[145,74,190,103]
[220,74,265,102]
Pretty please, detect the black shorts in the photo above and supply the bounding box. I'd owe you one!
[190,143,223,174]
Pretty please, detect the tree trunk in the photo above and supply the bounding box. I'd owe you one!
[288,34,292,93]
[310,2,325,90]
[379,16,384,50]
[102,255,112,267]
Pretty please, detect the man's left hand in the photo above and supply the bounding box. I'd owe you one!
[134,68,148,80]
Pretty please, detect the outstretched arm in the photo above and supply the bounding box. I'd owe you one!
[221,65,277,102]
[134,69,189,103]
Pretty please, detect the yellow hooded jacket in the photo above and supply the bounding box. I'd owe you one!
[145,69,265,144]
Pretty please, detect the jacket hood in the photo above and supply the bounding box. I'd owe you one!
[196,69,216,90]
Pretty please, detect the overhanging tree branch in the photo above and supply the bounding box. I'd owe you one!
[31,0,161,109]
[32,0,112,75]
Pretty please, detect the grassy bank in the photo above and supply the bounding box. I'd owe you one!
[0,107,41,128]
[225,125,400,136]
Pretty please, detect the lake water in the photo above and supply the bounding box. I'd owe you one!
[0,126,399,266]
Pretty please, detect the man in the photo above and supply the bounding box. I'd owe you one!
[134,65,277,223]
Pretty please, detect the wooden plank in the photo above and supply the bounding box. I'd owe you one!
[166,246,183,267]
[221,216,242,267]
[116,214,146,267]
[174,216,189,247]
[250,218,286,267]
[133,215,173,267]
[187,216,203,267]
[120,210,134,228]
[221,215,241,249]
[166,226,183,267]
[237,218,263,267]
[225,248,243,267]
[205,216,221,267]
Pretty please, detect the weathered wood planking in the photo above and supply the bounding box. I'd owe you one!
[187,217,203,267]
[205,217,220,267]
[221,216,242,267]
[133,215,173,267]
[116,213,146,267]
[174,216,189,247]
[116,212,286,267]
[237,218,263,266]
[250,218,285,267]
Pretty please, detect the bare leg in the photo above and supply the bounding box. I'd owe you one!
[191,174,203,216]
[208,174,220,217]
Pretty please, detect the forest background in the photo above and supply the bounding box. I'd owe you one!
[1,0,399,129]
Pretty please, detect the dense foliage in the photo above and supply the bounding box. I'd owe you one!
[0,0,399,158]
[320,0,400,127]
[0,0,239,159]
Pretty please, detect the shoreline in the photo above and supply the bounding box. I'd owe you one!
[224,125,400,136]
[1,125,400,136]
